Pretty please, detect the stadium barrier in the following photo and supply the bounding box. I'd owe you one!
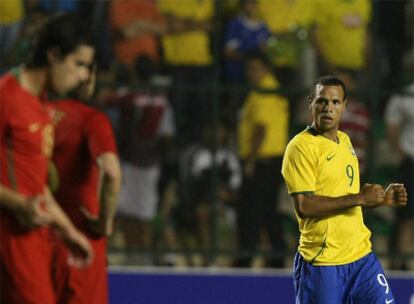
[109,266,414,304]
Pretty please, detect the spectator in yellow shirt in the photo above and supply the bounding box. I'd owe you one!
[312,0,371,78]
[158,0,213,145]
[235,51,289,268]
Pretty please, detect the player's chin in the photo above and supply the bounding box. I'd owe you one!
[318,120,335,132]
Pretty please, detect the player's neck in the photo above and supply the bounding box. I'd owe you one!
[322,131,339,143]
[310,123,339,143]
[19,67,47,97]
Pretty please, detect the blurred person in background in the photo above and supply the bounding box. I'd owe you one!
[223,0,270,85]
[27,0,96,19]
[312,0,371,81]
[282,75,407,303]
[154,151,181,266]
[90,0,115,73]
[235,51,289,268]
[259,0,314,91]
[106,55,175,264]
[223,0,270,128]
[49,65,121,304]
[189,122,242,266]
[337,69,370,180]
[32,0,78,12]
[0,13,93,303]
[385,79,414,270]
[110,0,165,75]
[377,0,411,92]
[158,0,213,145]
[0,0,25,74]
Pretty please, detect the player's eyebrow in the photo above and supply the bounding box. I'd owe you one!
[76,60,92,68]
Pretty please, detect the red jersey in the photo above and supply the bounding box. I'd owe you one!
[0,73,52,197]
[49,99,117,227]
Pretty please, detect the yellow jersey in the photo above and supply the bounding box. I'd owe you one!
[314,0,371,69]
[281,127,371,265]
[258,0,314,33]
[158,0,213,65]
[0,0,24,24]
[258,0,315,67]
[238,74,289,159]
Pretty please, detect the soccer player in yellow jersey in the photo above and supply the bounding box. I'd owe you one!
[282,75,407,303]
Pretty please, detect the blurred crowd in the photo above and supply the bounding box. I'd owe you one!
[1,0,413,269]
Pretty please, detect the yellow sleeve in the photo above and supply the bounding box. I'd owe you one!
[282,139,317,194]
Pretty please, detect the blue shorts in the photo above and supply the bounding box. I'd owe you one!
[293,252,395,304]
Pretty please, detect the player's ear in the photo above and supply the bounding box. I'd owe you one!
[308,96,313,111]
[47,47,62,64]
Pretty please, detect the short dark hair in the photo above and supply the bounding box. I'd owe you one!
[25,12,93,68]
[308,75,347,102]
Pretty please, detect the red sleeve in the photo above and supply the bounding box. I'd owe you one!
[84,112,118,160]
[0,77,11,142]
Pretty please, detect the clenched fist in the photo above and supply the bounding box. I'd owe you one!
[383,183,408,207]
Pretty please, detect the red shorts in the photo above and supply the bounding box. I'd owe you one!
[54,236,108,304]
[0,217,56,304]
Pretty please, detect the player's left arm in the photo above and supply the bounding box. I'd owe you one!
[382,183,407,207]
[82,152,121,237]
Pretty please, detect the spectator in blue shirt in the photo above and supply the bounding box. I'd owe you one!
[223,0,270,84]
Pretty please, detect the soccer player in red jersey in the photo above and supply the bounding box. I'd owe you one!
[0,13,94,304]
[49,66,121,304]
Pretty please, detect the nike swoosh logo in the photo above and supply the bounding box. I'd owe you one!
[386,299,394,303]
[327,155,335,161]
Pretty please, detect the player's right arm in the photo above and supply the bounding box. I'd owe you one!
[0,183,53,228]
[291,184,385,218]
[282,137,387,219]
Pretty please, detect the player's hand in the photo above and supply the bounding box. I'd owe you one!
[60,226,93,268]
[383,183,407,207]
[360,183,385,207]
[15,195,54,229]
[80,206,113,237]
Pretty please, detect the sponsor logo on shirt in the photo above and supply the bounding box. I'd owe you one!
[28,122,40,133]
[49,109,66,126]
[327,154,336,161]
